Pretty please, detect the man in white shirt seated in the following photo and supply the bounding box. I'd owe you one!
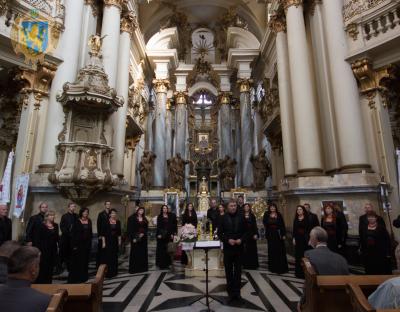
[368,277,400,309]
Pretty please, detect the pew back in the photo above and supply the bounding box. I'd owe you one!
[46,289,68,312]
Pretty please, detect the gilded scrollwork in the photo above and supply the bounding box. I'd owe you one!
[343,0,386,22]
[120,12,138,36]
[269,12,286,33]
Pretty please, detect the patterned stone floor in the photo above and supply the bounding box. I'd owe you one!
[55,242,305,312]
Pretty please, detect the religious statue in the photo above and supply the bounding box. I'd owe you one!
[88,34,105,57]
[139,150,156,191]
[167,153,189,190]
[250,150,271,190]
[218,155,237,191]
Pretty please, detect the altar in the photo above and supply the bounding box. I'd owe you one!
[182,242,225,277]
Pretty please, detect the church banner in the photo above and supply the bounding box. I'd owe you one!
[13,174,29,218]
[0,151,14,204]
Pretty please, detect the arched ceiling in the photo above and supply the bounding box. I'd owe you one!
[138,0,268,43]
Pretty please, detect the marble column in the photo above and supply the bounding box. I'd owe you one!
[321,0,370,172]
[174,91,188,157]
[165,100,173,159]
[269,13,298,177]
[152,79,169,187]
[40,0,85,167]
[145,108,154,151]
[100,0,123,88]
[111,13,136,177]
[238,79,254,187]
[285,0,323,175]
[219,92,232,158]
[78,0,98,69]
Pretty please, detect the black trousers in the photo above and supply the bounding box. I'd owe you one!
[223,247,242,297]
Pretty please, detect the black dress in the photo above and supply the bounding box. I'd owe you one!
[0,216,12,246]
[60,212,78,270]
[181,213,198,265]
[360,226,392,275]
[36,223,59,283]
[101,221,121,278]
[321,217,345,252]
[293,217,310,278]
[156,214,175,269]
[68,219,93,283]
[96,210,109,267]
[243,213,259,269]
[263,212,288,274]
[127,215,148,274]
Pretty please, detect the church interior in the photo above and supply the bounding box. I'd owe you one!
[1,0,400,311]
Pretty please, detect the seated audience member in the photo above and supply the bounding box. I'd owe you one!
[298,227,349,311]
[0,240,21,284]
[0,246,51,312]
[368,277,400,309]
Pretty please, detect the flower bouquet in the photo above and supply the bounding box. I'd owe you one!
[180,223,197,242]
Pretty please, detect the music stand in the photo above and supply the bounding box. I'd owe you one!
[190,240,221,312]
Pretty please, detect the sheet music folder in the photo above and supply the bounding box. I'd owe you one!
[194,240,221,249]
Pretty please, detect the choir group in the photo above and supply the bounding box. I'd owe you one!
[0,197,394,285]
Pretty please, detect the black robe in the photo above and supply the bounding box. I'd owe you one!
[59,212,78,270]
[68,219,92,283]
[101,220,121,278]
[321,216,346,252]
[156,214,176,269]
[0,216,11,246]
[25,213,45,246]
[243,213,259,269]
[308,212,320,230]
[96,210,109,267]
[127,215,148,274]
[263,212,288,274]
[360,225,392,275]
[359,214,386,239]
[293,217,310,278]
[207,207,218,230]
[36,223,59,284]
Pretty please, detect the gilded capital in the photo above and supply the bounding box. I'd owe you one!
[120,12,138,36]
[237,79,253,93]
[174,91,188,105]
[218,92,232,105]
[85,0,99,16]
[0,0,8,16]
[103,0,124,10]
[269,13,286,33]
[283,0,304,10]
[153,79,170,94]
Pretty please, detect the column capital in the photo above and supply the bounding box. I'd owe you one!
[307,0,322,16]
[218,92,232,105]
[237,78,253,93]
[120,12,138,36]
[283,0,304,11]
[85,0,99,16]
[269,12,286,33]
[174,91,188,105]
[0,0,8,16]
[351,58,398,108]
[153,79,170,94]
[103,0,124,10]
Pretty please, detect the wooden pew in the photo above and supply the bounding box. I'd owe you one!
[301,258,395,312]
[46,289,68,312]
[33,264,107,312]
[347,283,399,312]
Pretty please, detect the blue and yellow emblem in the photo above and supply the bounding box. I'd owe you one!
[11,10,59,68]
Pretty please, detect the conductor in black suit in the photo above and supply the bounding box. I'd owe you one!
[219,199,248,303]
[303,203,320,230]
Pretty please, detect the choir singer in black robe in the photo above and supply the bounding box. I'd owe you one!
[26,202,48,247]
[360,212,392,275]
[60,203,78,271]
[97,201,111,267]
[156,205,176,270]
[242,203,259,269]
[68,207,93,283]
[101,209,121,278]
[292,205,310,278]
[127,207,148,274]
[263,203,288,274]
[219,200,248,303]
[321,203,346,252]
[36,211,59,283]
[0,204,11,246]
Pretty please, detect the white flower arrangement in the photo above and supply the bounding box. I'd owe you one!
[180,223,197,242]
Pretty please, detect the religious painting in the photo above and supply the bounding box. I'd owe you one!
[198,133,209,149]
[165,192,179,217]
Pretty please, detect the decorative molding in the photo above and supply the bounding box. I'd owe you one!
[269,12,286,33]
[346,23,359,41]
[237,78,253,93]
[283,0,304,11]
[0,0,7,16]
[307,0,322,16]
[120,11,138,36]
[343,0,386,22]
[84,0,99,17]
[174,91,188,105]
[152,79,170,94]
[351,58,397,108]
[103,0,124,10]
[218,92,232,105]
